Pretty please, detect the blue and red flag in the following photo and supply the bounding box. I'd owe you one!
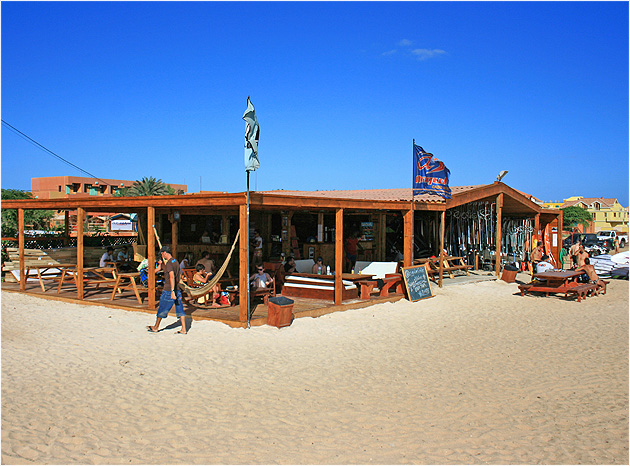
[412,144,451,199]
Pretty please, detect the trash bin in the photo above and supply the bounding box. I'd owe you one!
[267,296,294,328]
[501,263,519,283]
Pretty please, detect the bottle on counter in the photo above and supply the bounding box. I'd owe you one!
[326,265,331,275]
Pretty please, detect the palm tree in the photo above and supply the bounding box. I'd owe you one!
[127,177,171,197]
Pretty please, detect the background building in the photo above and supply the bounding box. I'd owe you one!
[31,176,187,199]
[544,196,629,233]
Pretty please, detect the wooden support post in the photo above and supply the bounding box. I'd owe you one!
[18,208,25,291]
[63,211,70,246]
[171,215,178,260]
[335,208,344,305]
[439,210,446,288]
[221,215,230,241]
[556,210,563,268]
[239,203,249,322]
[403,208,413,268]
[378,213,386,261]
[76,207,85,299]
[147,206,156,310]
[495,193,504,276]
[534,213,540,245]
[317,212,324,243]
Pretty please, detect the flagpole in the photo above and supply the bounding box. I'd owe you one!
[411,139,415,264]
[246,170,251,329]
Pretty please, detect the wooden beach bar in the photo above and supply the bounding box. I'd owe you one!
[2,182,562,327]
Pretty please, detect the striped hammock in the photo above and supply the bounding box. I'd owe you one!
[178,229,240,298]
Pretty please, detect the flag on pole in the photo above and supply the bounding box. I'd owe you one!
[243,96,260,171]
[412,143,451,199]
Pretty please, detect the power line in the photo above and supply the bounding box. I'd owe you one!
[1,119,108,185]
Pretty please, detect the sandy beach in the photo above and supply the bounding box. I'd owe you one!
[2,276,628,465]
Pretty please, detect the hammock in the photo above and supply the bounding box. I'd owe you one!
[178,229,240,298]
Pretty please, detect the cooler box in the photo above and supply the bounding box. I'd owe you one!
[267,296,294,328]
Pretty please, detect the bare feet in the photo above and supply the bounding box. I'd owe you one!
[176,330,187,334]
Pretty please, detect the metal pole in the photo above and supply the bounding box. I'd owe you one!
[246,170,251,328]
[411,139,415,265]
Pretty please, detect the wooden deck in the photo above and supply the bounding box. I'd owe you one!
[1,280,404,328]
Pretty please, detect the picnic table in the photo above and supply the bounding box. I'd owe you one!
[110,272,147,304]
[21,264,76,292]
[56,266,119,294]
[518,270,595,301]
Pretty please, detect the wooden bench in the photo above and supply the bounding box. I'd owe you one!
[595,280,610,296]
[356,280,377,300]
[380,274,404,297]
[565,283,596,302]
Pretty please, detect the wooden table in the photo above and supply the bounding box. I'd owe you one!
[57,266,119,294]
[519,270,582,297]
[22,264,76,292]
[110,272,146,304]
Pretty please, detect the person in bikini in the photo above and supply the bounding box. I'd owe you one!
[192,263,221,307]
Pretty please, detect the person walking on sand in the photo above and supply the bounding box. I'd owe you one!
[147,246,187,334]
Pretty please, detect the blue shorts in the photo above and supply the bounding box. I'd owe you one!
[156,289,185,318]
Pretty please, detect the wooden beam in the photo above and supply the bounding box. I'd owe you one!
[318,212,324,243]
[239,204,249,322]
[378,212,386,261]
[171,215,178,260]
[403,208,413,267]
[77,207,84,299]
[147,207,156,309]
[439,210,445,288]
[495,193,504,276]
[534,213,540,246]
[18,209,25,291]
[335,208,344,305]
[64,211,70,246]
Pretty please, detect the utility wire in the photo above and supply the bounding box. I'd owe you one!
[1,119,108,185]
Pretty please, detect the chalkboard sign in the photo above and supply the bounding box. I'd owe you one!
[401,264,434,302]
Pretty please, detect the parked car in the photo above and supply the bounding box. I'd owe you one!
[562,233,582,250]
[581,233,606,256]
[597,230,627,248]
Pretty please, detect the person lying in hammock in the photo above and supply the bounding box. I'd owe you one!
[192,263,221,307]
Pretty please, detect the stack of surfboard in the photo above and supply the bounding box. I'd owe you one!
[610,252,629,279]
[590,252,629,279]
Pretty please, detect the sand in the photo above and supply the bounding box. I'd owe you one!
[2,275,628,465]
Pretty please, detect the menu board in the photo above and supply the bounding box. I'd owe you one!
[401,265,433,302]
[361,222,374,241]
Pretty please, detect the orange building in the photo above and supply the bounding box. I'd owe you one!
[31,176,187,199]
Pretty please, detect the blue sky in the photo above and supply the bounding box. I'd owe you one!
[2,1,628,205]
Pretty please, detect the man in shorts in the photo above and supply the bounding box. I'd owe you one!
[575,258,605,290]
[147,246,187,334]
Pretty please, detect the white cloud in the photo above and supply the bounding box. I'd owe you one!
[382,49,397,56]
[398,39,413,47]
[411,48,446,61]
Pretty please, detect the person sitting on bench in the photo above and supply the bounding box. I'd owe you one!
[250,265,272,289]
[535,255,555,274]
[575,258,604,289]
[192,263,220,307]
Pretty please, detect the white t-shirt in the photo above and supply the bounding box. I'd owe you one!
[536,261,554,273]
[100,252,114,267]
[254,236,263,250]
